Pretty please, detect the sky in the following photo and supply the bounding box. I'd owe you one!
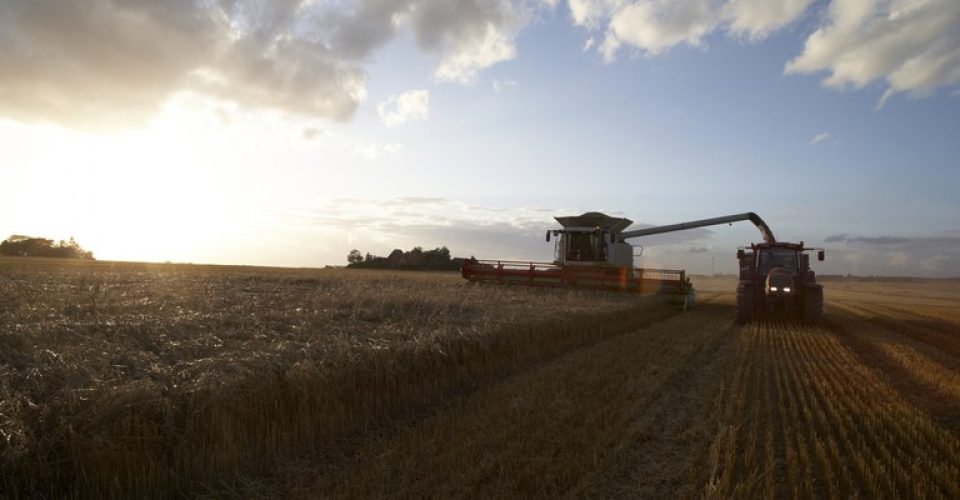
[1,0,959,276]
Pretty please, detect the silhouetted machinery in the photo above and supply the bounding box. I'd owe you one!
[461,211,824,322]
[736,241,825,324]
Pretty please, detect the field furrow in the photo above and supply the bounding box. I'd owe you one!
[704,307,960,499]
[287,301,736,498]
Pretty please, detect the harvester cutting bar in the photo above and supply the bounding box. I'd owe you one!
[461,259,686,295]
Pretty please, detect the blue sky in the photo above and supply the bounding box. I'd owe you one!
[1,0,959,276]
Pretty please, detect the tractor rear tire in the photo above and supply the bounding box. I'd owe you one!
[802,284,823,324]
[736,281,754,324]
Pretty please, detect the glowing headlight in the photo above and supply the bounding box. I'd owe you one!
[770,286,778,292]
[784,287,792,293]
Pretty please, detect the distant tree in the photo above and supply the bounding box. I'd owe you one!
[1,235,94,260]
[347,249,364,265]
[346,245,463,271]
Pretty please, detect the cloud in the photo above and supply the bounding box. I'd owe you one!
[492,79,519,91]
[283,197,563,261]
[573,0,959,102]
[568,0,623,28]
[0,0,370,128]
[583,36,596,51]
[302,127,324,140]
[688,246,711,253]
[809,131,833,145]
[579,0,814,60]
[325,0,531,84]
[381,197,448,206]
[827,235,914,245]
[353,141,404,160]
[724,0,815,40]
[823,233,960,276]
[4,0,956,129]
[416,0,526,83]
[0,0,531,129]
[606,0,719,57]
[377,89,430,126]
[785,0,960,105]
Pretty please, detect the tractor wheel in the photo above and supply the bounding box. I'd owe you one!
[736,281,754,324]
[802,284,823,324]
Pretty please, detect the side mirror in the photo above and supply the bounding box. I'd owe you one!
[818,250,825,261]
[545,231,551,242]
[737,249,745,260]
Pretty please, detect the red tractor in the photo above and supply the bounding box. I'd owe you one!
[736,242,825,324]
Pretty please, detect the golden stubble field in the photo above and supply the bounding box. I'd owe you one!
[2,258,960,498]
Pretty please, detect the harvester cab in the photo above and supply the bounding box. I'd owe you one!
[547,212,637,268]
[461,211,689,298]
[736,242,825,324]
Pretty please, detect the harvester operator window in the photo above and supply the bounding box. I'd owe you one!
[759,249,798,275]
[567,232,597,262]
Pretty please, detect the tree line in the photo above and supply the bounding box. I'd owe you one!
[0,235,94,260]
[347,246,463,271]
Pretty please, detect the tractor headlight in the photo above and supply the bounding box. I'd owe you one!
[783,287,792,293]
[770,286,778,292]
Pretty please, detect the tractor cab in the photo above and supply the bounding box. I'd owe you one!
[736,242,825,322]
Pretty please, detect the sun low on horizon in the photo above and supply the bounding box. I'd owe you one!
[2,0,959,276]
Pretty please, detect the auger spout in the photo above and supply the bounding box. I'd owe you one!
[619,212,776,244]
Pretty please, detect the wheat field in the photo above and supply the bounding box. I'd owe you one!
[2,258,959,498]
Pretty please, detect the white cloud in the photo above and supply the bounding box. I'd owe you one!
[568,0,625,28]
[809,131,833,145]
[377,89,430,126]
[492,79,519,91]
[353,141,404,159]
[605,0,719,57]
[824,234,960,276]
[420,1,526,84]
[724,0,815,40]
[432,25,518,83]
[572,0,959,102]
[2,0,957,129]
[583,36,596,51]
[285,198,564,261]
[580,0,813,60]
[785,0,960,105]
[0,0,367,129]
[302,127,324,140]
[329,0,533,84]
[0,0,533,129]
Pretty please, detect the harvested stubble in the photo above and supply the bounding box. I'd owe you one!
[0,258,677,498]
[299,297,738,499]
[703,316,960,499]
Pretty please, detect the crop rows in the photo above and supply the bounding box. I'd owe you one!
[4,261,960,498]
[705,316,960,498]
[0,259,679,498]
[308,299,736,498]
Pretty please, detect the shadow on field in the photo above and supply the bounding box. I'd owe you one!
[825,311,960,431]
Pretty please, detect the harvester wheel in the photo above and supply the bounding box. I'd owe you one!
[802,284,824,324]
[736,281,754,324]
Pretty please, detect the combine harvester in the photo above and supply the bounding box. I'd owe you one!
[461,211,825,322]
